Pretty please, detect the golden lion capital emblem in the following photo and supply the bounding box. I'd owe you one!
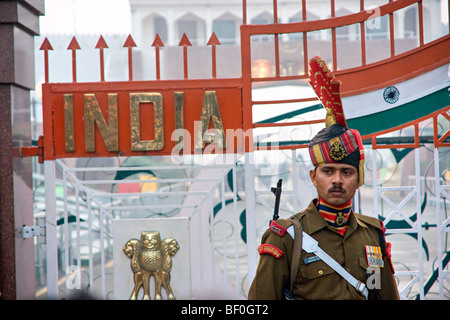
[122,231,180,300]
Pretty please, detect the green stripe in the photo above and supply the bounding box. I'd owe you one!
[255,103,322,124]
[347,87,450,136]
[254,86,449,139]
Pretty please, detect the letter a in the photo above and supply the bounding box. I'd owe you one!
[195,91,226,150]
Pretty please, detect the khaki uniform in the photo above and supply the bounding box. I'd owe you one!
[248,200,400,300]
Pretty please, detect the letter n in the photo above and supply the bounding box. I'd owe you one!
[84,93,119,152]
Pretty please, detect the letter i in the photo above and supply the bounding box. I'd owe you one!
[174,92,184,144]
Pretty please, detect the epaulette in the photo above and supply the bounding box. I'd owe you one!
[355,213,383,230]
[268,211,307,236]
[291,210,307,221]
[258,219,294,259]
[268,219,292,236]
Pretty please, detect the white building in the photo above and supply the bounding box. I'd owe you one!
[128,0,446,79]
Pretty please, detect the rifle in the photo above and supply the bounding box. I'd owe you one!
[270,179,294,299]
[270,179,282,224]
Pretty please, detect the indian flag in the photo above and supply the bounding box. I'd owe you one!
[345,63,450,136]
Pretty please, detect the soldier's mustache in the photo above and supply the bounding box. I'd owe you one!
[328,186,345,193]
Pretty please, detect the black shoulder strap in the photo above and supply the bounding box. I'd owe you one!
[372,225,387,300]
[376,227,387,257]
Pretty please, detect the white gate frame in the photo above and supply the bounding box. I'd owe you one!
[43,157,249,300]
[434,147,450,300]
[372,147,424,299]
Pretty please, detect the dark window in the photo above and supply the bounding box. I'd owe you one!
[213,20,235,44]
[178,20,197,44]
[154,17,168,43]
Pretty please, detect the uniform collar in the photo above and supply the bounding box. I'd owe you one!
[354,213,370,229]
[304,199,369,236]
[303,199,329,235]
[344,211,370,239]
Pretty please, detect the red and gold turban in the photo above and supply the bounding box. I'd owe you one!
[308,57,365,185]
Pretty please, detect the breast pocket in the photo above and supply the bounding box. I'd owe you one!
[358,254,370,280]
[300,255,334,280]
[359,255,369,270]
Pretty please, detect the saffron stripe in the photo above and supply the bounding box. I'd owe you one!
[313,144,325,165]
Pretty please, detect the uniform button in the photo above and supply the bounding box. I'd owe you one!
[318,269,323,275]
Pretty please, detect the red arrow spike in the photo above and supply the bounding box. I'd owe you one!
[39,37,53,51]
[151,34,164,47]
[152,34,164,80]
[67,37,80,82]
[95,35,109,49]
[40,38,53,83]
[207,32,221,46]
[123,35,136,80]
[95,35,108,81]
[179,34,191,79]
[123,34,137,48]
[207,33,221,78]
[67,36,81,50]
[178,33,192,47]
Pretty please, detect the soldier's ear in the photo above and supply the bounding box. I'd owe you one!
[309,169,317,187]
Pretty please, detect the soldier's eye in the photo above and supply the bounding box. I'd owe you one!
[343,169,355,176]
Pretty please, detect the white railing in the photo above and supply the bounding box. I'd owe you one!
[372,147,424,299]
[434,147,450,300]
[39,156,251,300]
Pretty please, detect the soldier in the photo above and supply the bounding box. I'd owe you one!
[248,57,399,300]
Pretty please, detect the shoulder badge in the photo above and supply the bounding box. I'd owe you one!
[258,244,284,259]
[269,220,287,236]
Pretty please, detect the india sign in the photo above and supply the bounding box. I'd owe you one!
[41,79,246,161]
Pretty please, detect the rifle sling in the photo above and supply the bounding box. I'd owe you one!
[288,216,303,291]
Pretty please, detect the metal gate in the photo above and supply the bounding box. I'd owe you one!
[367,113,450,300]
[37,156,251,299]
